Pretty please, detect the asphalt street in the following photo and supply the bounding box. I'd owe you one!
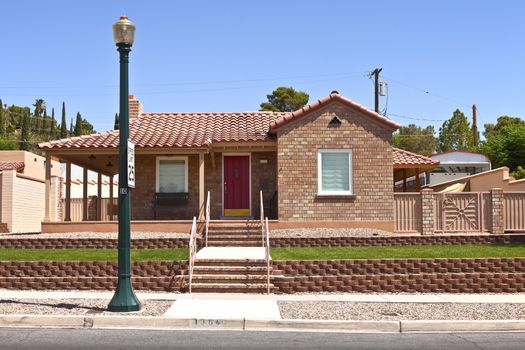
[0,328,524,350]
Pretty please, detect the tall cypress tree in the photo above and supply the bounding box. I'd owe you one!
[0,99,4,136]
[50,108,56,135]
[60,102,67,138]
[19,110,30,150]
[74,112,82,136]
[114,113,119,130]
[42,108,48,133]
[69,118,74,134]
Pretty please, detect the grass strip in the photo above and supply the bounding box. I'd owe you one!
[0,248,188,262]
[270,244,525,260]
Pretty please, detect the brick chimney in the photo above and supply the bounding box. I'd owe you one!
[129,95,143,119]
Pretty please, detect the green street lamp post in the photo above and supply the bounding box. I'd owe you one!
[108,15,141,312]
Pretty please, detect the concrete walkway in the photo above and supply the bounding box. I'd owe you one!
[164,299,281,319]
[1,290,524,303]
[195,247,269,260]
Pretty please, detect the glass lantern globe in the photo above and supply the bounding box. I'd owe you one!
[112,16,136,46]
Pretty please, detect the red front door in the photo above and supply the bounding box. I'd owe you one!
[223,156,250,216]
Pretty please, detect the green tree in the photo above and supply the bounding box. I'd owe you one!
[511,166,525,180]
[19,110,30,151]
[259,86,309,112]
[0,135,18,150]
[479,123,525,172]
[60,102,67,138]
[0,99,4,135]
[41,108,48,132]
[114,113,119,130]
[483,116,524,139]
[392,124,437,156]
[437,109,474,152]
[69,118,74,134]
[74,112,82,136]
[32,98,45,132]
[50,108,56,135]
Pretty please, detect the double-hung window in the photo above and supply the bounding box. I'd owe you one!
[156,157,188,192]
[317,149,353,195]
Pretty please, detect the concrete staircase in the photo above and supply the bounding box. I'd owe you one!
[188,221,273,293]
[205,221,263,247]
[190,258,272,293]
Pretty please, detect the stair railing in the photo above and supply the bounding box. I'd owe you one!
[260,190,265,247]
[188,216,197,293]
[205,190,211,247]
[264,217,271,294]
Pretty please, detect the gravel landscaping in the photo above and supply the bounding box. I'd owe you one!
[271,228,398,238]
[278,301,525,320]
[0,232,189,239]
[0,299,172,316]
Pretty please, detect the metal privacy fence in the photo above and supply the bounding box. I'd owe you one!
[394,191,525,233]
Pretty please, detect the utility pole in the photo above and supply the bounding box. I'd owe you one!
[370,68,382,113]
[472,104,479,146]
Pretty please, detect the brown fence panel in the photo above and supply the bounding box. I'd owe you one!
[504,192,525,232]
[394,193,421,232]
[482,192,492,232]
[434,193,482,232]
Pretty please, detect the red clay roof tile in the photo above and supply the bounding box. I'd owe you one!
[393,147,439,167]
[0,162,25,171]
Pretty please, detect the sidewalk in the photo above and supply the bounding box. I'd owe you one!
[1,290,525,333]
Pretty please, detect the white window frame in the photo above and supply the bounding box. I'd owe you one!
[155,156,189,193]
[317,149,353,196]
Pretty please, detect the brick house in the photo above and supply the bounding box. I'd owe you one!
[38,92,438,232]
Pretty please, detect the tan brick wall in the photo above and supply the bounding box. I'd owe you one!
[131,154,199,220]
[276,101,394,222]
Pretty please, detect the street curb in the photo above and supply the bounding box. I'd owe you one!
[1,315,525,333]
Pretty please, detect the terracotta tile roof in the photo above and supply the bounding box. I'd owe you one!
[38,111,284,150]
[393,148,439,168]
[269,92,401,131]
[0,162,25,171]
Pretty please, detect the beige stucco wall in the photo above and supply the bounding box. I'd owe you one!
[470,168,525,192]
[0,151,60,179]
[0,169,59,233]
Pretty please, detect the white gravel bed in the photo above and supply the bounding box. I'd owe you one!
[0,298,172,316]
[271,228,399,238]
[278,301,525,320]
[0,232,188,239]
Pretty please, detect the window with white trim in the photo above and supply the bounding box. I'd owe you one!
[156,157,188,192]
[317,150,353,195]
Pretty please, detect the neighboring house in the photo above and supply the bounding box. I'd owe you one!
[0,151,61,233]
[427,166,525,192]
[428,150,491,185]
[38,92,438,232]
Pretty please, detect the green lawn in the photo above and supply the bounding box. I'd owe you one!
[0,248,188,261]
[270,244,525,260]
[0,244,524,261]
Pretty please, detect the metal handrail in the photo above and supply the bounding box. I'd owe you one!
[264,216,271,294]
[205,191,211,247]
[188,216,197,293]
[260,190,265,247]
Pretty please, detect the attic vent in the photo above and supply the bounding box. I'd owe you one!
[329,116,342,126]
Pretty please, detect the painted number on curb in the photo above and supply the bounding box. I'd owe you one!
[192,319,225,327]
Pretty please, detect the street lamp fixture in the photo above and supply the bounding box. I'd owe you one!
[108,15,141,312]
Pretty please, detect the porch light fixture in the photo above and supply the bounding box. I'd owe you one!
[106,157,113,168]
[108,16,141,312]
[88,154,96,160]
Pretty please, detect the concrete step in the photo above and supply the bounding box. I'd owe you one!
[192,266,269,274]
[205,235,262,240]
[206,241,263,247]
[191,274,269,284]
[189,283,273,293]
[194,259,268,267]
[206,229,262,235]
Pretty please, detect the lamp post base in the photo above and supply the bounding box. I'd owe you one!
[108,277,141,312]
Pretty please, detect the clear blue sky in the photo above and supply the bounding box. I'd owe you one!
[1,0,523,133]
